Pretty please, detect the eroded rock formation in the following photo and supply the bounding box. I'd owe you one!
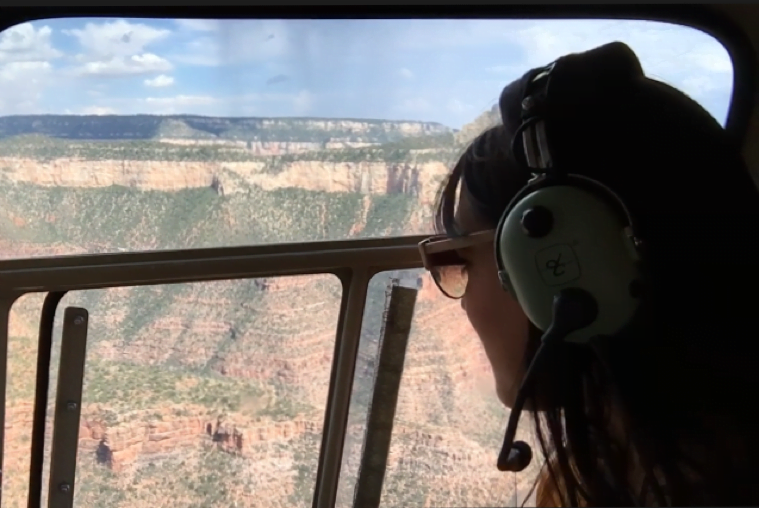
[0,156,448,207]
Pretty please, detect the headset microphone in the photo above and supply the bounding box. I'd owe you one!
[497,288,599,472]
[492,42,646,474]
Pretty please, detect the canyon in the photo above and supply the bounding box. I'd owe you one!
[0,114,540,508]
[0,156,449,209]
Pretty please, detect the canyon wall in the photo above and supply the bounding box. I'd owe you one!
[156,139,379,154]
[0,156,449,208]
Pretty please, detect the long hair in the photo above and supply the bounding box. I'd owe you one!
[434,56,759,506]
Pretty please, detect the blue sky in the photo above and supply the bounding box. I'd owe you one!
[0,17,734,129]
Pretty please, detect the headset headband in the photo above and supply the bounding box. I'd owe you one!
[505,58,642,244]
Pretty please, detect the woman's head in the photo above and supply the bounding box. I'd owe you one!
[422,42,759,505]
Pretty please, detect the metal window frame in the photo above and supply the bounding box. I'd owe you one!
[0,236,426,508]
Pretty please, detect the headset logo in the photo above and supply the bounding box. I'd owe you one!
[535,244,581,286]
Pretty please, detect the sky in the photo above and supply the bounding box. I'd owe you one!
[0,17,734,130]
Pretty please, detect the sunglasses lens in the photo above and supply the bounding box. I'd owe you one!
[432,264,468,299]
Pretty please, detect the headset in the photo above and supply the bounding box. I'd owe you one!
[492,43,647,475]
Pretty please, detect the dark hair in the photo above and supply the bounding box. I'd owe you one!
[435,45,759,506]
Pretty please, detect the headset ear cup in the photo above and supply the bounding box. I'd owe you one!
[496,183,642,343]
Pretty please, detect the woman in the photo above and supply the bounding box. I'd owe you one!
[419,42,759,506]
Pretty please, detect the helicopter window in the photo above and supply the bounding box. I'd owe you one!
[0,16,734,508]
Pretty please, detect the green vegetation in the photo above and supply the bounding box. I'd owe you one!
[74,445,289,508]
[260,146,459,175]
[0,131,461,166]
[0,135,261,162]
[0,179,417,251]
[364,193,419,234]
[257,383,315,420]
[82,360,263,413]
[288,433,323,506]
[0,114,451,143]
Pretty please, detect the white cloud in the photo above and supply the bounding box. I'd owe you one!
[91,90,327,117]
[170,20,294,67]
[292,90,314,115]
[146,94,217,106]
[63,19,170,58]
[81,106,117,115]
[170,36,221,67]
[0,23,62,115]
[447,98,473,114]
[399,68,414,80]
[82,94,219,116]
[364,19,730,99]
[123,94,219,114]
[395,97,432,115]
[63,20,173,78]
[0,61,53,114]
[0,22,63,114]
[495,21,731,104]
[74,53,172,77]
[0,22,62,64]
[144,74,174,87]
[368,21,730,127]
[0,60,50,80]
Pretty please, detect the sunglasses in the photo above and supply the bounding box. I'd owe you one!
[418,230,496,299]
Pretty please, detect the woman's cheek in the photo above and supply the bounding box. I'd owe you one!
[474,275,530,397]
[463,271,509,358]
